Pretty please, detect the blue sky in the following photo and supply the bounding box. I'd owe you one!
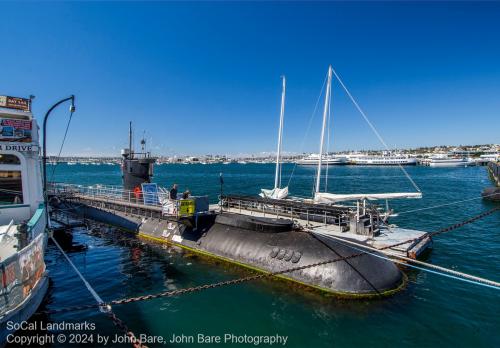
[1,2,499,156]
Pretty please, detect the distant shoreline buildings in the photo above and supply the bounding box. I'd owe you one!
[48,143,500,166]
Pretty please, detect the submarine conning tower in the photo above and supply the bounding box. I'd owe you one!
[121,122,156,192]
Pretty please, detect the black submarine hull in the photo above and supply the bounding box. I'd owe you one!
[59,202,404,297]
[201,214,403,295]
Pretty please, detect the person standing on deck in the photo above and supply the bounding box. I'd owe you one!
[170,184,178,199]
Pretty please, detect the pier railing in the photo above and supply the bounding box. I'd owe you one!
[221,194,356,229]
[48,183,382,234]
[48,183,207,218]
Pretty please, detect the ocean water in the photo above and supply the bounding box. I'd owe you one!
[20,164,500,347]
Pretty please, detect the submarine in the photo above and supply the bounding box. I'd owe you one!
[49,124,406,297]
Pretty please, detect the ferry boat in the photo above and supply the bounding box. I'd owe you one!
[0,96,48,342]
[427,155,475,167]
[349,154,417,165]
[297,154,348,165]
[479,153,500,162]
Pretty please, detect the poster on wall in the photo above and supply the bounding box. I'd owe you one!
[0,118,32,142]
[18,234,45,298]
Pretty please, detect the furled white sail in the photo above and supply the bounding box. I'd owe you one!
[260,76,288,200]
[260,187,289,200]
[314,192,422,204]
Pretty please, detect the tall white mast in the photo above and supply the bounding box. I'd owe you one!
[274,75,286,189]
[315,65,333,193]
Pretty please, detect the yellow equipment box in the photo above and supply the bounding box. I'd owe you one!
[179,199,195,216]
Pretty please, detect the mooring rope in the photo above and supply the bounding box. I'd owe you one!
[50,235,105,306]
[50,234,148,348]
[331,69,421,193]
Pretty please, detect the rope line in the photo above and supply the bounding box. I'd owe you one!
[331,69,421,193]
[50,235,105,305]
[50,234,148,348]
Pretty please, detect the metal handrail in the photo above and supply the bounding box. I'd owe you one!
[48,182,205,218]
[221,195,352,228]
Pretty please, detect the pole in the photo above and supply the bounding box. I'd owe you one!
[274,76,286,189]
[43,95,75,196]
[315,66,332,193]
[42,95,75,225]
[129,121,133,158]
[219,172,223,214]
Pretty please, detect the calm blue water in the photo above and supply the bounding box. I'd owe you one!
[33,164,500,347]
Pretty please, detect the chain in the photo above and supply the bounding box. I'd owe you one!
[110,250,368,306]
[45,206,500,315]
[109,206,500,306]
[107,311,148,348]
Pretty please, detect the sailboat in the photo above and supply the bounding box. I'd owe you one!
[312,65,421,205]
[260,76,289,200]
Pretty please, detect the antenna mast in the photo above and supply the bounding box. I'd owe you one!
[128,121,133,158]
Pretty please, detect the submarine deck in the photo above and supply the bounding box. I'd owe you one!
[47,183,431,260]
[210,204,432,259]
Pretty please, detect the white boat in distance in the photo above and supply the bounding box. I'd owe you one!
[428,155,475,167]
[297,153,348,165]
[350,154,417,166]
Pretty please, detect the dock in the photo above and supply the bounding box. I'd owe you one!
[487,161,500,186]
[483,161,500,201]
